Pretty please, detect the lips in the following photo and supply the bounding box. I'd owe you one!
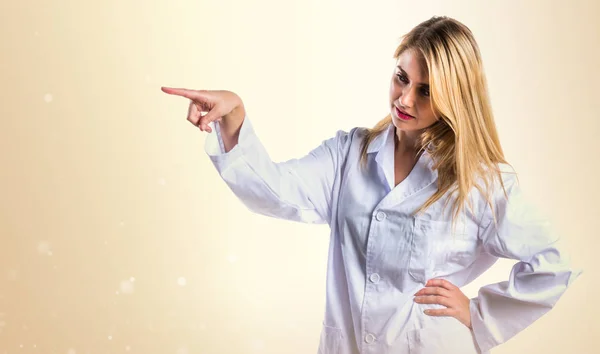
[395,106,415,120]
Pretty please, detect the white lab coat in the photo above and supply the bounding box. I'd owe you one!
[204,115,581,354]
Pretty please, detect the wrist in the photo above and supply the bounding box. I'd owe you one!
[223,102,245,124]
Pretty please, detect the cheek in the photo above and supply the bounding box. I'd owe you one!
[389,82,401,99]
[417,102,437,123]
[421,104,433,117]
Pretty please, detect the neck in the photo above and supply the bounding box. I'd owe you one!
[394,129,421,155]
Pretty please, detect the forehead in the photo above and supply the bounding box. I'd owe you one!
[396,49,429,81]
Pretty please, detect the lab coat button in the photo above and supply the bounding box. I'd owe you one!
[365,333,376,343]
[375,211,386,221]
[369,273,380,283]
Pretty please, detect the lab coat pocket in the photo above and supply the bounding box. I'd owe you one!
[407,322,480,354]
[408,218,478,283]
[317,323,342,354]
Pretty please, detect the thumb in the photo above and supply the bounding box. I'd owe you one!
[199,107,223,128]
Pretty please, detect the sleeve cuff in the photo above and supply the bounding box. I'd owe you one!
[469,297,496,353]
[203,114,258,170]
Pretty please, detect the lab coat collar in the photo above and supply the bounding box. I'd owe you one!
[366,123,394,154]
[366,123,439,201]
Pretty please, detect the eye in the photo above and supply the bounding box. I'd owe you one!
[396,73,409,84]
[420,88,430,97]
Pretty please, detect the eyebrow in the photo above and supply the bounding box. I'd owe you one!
[397,66,430,88]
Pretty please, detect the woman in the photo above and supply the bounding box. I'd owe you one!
[161,16,580,354]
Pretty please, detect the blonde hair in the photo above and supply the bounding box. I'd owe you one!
[359,16,512,225]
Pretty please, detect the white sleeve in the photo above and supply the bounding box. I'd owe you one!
[469,171,582,353]
[204,115,352,225]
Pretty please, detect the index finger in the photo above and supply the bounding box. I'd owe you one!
[161,87,201,100]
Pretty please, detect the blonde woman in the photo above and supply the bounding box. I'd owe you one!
[162,16,580,354]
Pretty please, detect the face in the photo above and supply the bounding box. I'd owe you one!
[389,49,439,136]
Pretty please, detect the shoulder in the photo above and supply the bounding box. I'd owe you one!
[468,162,518,219]
[335,126,368,139]
[325,126,369,149]
[309,127,366,167]
[477,162,519,194]
[494,162,520,195]
[321,125,388,163]
[476,162,541,227]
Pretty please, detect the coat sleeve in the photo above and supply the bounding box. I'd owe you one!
[203,114,353,225]
[469,169,582,353]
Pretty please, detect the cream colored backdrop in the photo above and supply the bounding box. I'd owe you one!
[0,0,596,353]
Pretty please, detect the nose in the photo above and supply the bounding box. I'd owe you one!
[400,86,417,108]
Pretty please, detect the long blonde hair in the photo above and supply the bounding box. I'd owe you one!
[359,16,512,224]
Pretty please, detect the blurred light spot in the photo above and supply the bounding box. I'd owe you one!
[108,335,112,340]
[227,253,238,263]
[130,277,135,282]
[158,177,166,186]
[37,241,52,255]
[177,277,186,286]
[44,94,53,103]
[120,279,134,294]
[177,346,189,354]
[67,349,76,354]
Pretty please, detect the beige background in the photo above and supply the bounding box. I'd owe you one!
[0,0,597,353]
